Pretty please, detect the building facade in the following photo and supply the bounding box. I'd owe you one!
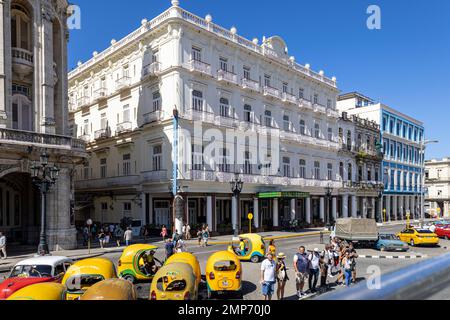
[337,92,425,222]
[69,1,382,235]
[425,158,450,218]
[0,0,86,249]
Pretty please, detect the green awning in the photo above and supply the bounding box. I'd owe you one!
[257,192,310,199]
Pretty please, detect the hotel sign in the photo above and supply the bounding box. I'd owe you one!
[257,192,310,199]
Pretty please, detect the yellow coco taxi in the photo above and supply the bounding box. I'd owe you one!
[228,233,266,263]
[117,244,160,283]
[150,262,198,300]
[397,228,440,247]
[165,252,201,287]
[80,279,137,300]
[62,258,117,300]
[206,251,242,299]
[7,282,66,300]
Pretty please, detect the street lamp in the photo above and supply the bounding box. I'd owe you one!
[230,173,244,237]
[377,189,383,223]
[325,183,333,229]
[30,152,60,256]
[420,140,439,221]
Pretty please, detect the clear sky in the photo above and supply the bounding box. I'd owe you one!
[68,0,450,160]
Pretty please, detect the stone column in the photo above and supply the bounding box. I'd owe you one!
[371,197,376,219]
[362,197,368,218]
[398,195,404,220]
[351,195,357,218]
[206,195,213,230]
[41,9,56,134]
[148,194,153,224]
[392,196,398,221]
[320,197,325,222]
[291,198,297,221]
[306,197,311,224]
[411,196,416,219]
[253,198,259,229]
[385,195,391,222]
[273,198,279,227]
[332,197,337,221]
[378,196,383,222]
[231,195,238,233]
[0,0,7,127]
[342,195,349,218]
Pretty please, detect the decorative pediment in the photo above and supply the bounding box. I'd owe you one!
[262,36,289,57]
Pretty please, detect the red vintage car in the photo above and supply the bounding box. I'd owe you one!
[435,225,450,240]
[0,256,73,300]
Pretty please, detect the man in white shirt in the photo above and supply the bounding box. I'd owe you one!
[0,232,6,259]
[308,248,321,293]
[260,253,276,300]
[124,227,133,246]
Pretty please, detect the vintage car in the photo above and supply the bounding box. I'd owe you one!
[228,234,266,263]
[206,251,242,298]
[62,257,117,300]
[434,224,450,240]
[397,228,439,247]
[0,256,73,300]
[7,282,67,300]
[80,278,137,300]
[375,234,409,252]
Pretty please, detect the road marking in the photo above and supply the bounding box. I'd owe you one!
[358,254,427,259]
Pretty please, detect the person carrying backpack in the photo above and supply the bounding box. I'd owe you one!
[293,246,310,298]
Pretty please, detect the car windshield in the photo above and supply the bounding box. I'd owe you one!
[10,265,53,278]
[214,260,237,272]
[156,277,187,292]
[380,234,398,240]
[417,229,433,234]
[66,274,105,292]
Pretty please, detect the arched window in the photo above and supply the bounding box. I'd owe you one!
[219,97,230,117]
[11,4,31,51]
[348,163,352,181]
[192,90,203,111]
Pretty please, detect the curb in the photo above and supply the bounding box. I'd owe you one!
[358,254,427,259]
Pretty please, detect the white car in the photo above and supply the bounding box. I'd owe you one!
[8,256,73,279]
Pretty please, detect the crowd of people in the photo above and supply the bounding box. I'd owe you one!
[80,224,134,248]
[162,224,211,261]
[260,237,358,300]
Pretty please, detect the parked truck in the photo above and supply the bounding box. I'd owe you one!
[330,218,379,247]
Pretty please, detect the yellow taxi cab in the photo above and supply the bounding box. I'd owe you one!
[228,233,265,263]
[7,282,66,300]
[397,228,440,247]
[80,278,137,300]
[117,244,160,283]
[62,257,117,300]
[165,252,201,287]
[206,251,242,299]
[150,262,197,300]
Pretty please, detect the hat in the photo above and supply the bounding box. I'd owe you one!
[277,252,286,259]
[314,248,320,253]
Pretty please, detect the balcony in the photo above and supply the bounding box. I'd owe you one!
[77,96,91,108]
[93,88,108,101]
[94,129,109,140]
[12,47,34,78]
[143,62,161,78]
[143,110,164,124]
[142,170,168,182]
[189,60,211,76]
[282,92,298,105]
[75,175,140,190]
[263,86,280,99]
[0,128,86,152]
[327,109,340,119]
[217,69,238,85]
[116,121,132,134]
[184,109,215,124]
[215,115,238,128]
[115,76,131,91]
[313,104,327,114]
[241,78,260,92]
[299,99,313,110]
[79,134,91,143]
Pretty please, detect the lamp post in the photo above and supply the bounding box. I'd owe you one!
[30,152,60,256]
[230,173,244,237]
[325,183,333,229]
[377,189,383,223]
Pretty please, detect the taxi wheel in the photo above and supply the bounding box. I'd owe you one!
[123,275,136,284]
[410,239,415,247]
[250,255,260,263]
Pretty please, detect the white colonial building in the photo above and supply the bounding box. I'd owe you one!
[425,158,450,218]
[69,0,382,235]
[0,0,87,249]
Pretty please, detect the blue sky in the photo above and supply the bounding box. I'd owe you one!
[68,0,450,159]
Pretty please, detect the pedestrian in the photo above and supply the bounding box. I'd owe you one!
[172,229,181,248]
[336,244,346,285]
[202,226,210,247]
[319,245,332,290]
[114,226,124,247]
[197,228,202,246]
[239,238,246,256]
[260,253,277,301]
[82,226,89,246]
[185,224,191,240]
[293,246,310,298]
[308,248,321,293]
[182,224,187,240]
[164,238,174,260]
[109,224,115,234]
[342,251,354,287]
[124,227,133,246]
[104,230,110,247]
[348,243,358,283]
[276,252,289,300]
[0,232,6,259]
[98,229,106,248]
[176,238,186,253]
[160,225,168,241]
[268,240,276,257]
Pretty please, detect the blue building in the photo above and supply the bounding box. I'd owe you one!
[337,92,425,221]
